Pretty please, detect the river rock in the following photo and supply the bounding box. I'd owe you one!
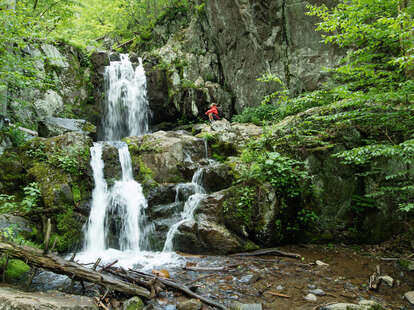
[405,291,414,305]
[304,293,317,301]
[379,275,394,287]
[177,299,202,310]
[38,117,96,138]
[319,300,383,310]
[230,302,262,310]
[0,286,97,310]
[309,288,326,296]
[123,296,145,310]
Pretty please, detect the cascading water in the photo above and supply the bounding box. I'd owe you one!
[79,54,176,269]
[163,168,206,252]
[102,54,150,140]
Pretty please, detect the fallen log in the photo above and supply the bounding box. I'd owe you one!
[0,240,150,298]
[231,248,301,259]
[128,269,228,310]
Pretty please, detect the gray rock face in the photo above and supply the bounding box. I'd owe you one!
[0,214,32,237]
[38,117,96,138]
[145,0,341,123]
[41,44,69,69]
[0,286,97,310]
[34,90,64,119]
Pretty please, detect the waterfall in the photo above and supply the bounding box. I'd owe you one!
[82,54,153,265]
[102,54,150,140]
[84,143,109,252]
[163,168,206,252]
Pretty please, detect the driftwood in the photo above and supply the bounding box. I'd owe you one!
[128,269,228,310]
[0,240,150,298]
[369,265,381,290]
[183,264,238,272]
[232,248,301,259]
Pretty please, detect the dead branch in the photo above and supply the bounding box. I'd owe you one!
[231,248,302,259]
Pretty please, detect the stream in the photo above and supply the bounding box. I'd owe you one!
[29,54,414,309]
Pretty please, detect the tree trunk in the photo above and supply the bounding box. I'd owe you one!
[0,240,151,298]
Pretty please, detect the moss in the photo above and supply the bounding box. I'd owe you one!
[72,184,81,204]
[0,258,30,280]
[81,121,96,134]
[54,207,83,252]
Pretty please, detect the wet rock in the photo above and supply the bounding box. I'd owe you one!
[0,286,97,309]
[229,302,262,310]
[304,293,317,301]
[123,296,145,310]
[319,300,383,310]
[38,117,96,138]
[177,299,202,310]
[309,288,326,296]
[202,162,233,193]
[405,291,414,305]
[147,184,177,206]
[90,51,110,68]
[379,275,394,287]
[239,275,254,283]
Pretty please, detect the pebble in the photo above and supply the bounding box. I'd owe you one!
[309,288,326,296]
[316,260,329,267]
[239,275,254,283]
[276,285,284,290]
[379,275,394,287]
[405,291,414,305]
[304,293,317,302]
[177,299,202,310]
[307,284,317,289]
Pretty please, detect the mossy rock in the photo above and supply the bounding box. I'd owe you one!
[1,259,30,280]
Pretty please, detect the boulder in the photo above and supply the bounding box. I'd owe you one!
[124,130,205,184]
[38,117,96,138]
[0,286,97,310]
[41,44,69,69]
[33,90,64,119]
[0,214,32,237]
[198,120,262,153]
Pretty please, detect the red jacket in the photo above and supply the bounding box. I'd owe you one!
[205,106,220,119]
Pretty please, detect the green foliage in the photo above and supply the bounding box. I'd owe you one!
[2,125,26,146]
[54,207,82,252]
[223,185,256,227]
[334,139,414,212]
[21,182,41,212]
[0,182,41,214]
[240,144,308,198]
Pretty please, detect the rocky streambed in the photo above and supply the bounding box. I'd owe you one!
[4,244,413,310]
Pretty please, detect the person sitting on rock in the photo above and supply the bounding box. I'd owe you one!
[205,103,220,122]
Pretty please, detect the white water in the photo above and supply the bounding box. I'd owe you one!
[79,54,180,269]
[103,54,150,140]
[163,168,206,252]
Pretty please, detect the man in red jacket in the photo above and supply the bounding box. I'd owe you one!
[205,103,220,122]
